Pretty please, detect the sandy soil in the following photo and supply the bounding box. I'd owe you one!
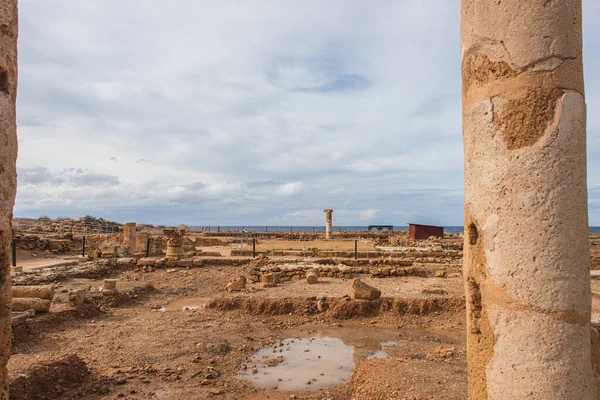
[8,233,599,399]
[9,264,468,400]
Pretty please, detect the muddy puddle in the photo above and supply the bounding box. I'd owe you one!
[157,297,212,312]
[238,327,448,391]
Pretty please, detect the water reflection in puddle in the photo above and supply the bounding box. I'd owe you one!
[238,328,407,391]
[366,341,400,359]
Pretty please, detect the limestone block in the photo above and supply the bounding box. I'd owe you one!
[68,289,86,307]
[352,279,381,300]
[12,298,51,313]
[117,257,135,265]
[261,273,277,288]
[12,285,55,300]
[306,270,319,284]
[226,276,247,292]
[101,279,118,295]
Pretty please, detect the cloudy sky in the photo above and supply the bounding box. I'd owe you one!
[13,1,600,227]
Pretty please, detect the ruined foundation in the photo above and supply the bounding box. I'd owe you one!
[461,1,595,398]
[0,0,18,397]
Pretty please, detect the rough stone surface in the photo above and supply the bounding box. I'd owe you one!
[101,279,118,295]
[12,298,50,313]
[351,279,381,300]
[226,276,246,292]
[306,270,318,285]
[0,0,17,396]
[11,285,54,300]
[163,229,186,260]
[68,289,86,307]
[123,222,136,255]
[461,1,594,398]
[260,273,277,288]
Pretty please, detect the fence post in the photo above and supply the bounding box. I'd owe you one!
[355,240,358,260]
[81,236,86,257]
[146,238,151,257]
[252,238,256,258]
[11,239,16,267]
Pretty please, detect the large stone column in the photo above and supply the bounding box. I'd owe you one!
[323,209,333,239]
[123,222,136,255]
[461,1,594,399]
[0,0,17,397]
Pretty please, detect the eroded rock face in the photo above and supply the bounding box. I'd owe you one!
[351,279,381,300]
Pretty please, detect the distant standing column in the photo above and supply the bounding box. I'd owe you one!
[0,0,18,397]
[323,209,333,240]
[123,222,137,255]
[462,1,594,399]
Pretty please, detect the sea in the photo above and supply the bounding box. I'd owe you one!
[189,226,600,234]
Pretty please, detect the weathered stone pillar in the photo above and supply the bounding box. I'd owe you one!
[323,209,333,239]
[136,232,149,253]
[0,0,17,397]
[123,222,136,255]
[163,229,186,260]
[461,1,594,399]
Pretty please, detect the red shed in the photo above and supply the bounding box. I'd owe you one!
[408,223,444,240]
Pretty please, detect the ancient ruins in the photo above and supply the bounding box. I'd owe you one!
[0,0,598,399]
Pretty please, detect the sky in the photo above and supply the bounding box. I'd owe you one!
[13,0,600,227]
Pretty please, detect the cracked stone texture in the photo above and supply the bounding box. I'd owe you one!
[0,0,18,398]
[461,1,595,399]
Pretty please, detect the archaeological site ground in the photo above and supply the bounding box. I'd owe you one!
[5,217,600,399]
[2,0,600,399]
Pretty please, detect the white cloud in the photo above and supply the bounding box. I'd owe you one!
[12,0,600,225]
[359,209,378,221]
[275,182,303,197]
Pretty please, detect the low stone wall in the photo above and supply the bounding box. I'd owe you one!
[246,263,433,283]
[94,256,251,271]
[230,249,462,259]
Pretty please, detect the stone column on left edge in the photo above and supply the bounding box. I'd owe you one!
[0,0,18,397]
[123,222,137,255]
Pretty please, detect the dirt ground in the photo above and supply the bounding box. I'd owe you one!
[7,233,599,399]
[9,262,468,400]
